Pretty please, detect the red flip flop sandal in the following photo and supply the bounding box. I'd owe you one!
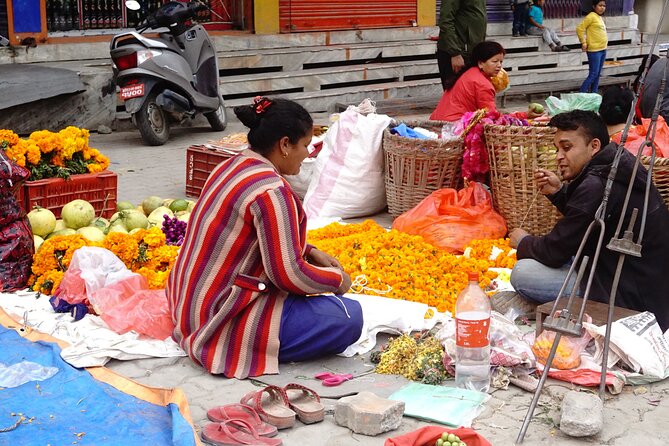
[201,419,282,446]
[283,383,325,424]
[207,403,278,438]
[240,385,296,430]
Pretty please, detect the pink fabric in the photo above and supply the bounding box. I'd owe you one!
[430,67,497,122]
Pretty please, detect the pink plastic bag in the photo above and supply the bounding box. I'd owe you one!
[89,275,173,340]
[392,183,507,253]
[53,246,174,340]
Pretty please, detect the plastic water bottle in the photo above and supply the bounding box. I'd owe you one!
[455,272,491,393]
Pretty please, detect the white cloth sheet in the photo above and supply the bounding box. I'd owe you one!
[0,289,185,368]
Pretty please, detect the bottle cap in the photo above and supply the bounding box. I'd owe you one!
[468,272,479,281]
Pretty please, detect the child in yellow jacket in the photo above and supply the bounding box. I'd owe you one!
[577,0,608,93]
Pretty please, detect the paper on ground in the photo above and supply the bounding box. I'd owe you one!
[0,289,185,368]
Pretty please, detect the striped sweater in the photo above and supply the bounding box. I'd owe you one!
[166,150,343,378]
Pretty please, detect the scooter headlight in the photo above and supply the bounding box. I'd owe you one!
[137,49,162,65]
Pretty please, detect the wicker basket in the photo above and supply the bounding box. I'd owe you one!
[484,124,562,235]
[641,155,669,209]
[383,120,464,216]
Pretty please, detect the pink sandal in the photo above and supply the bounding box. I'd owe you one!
[201,419,282,446]
[240,385,296,430]
[207,403,278,438]
[283,383,325,424]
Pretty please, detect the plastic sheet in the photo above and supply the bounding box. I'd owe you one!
[392,183,507,253]
[0,361,58,388]
[545,92,602,115]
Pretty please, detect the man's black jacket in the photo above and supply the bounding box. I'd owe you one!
[517,143,669,330]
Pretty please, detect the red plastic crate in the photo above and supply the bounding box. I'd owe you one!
[20,170,118,218]
[185,145,239,197]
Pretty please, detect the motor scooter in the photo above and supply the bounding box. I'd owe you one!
[110,1,226,145]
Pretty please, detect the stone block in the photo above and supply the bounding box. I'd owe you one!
[560,390,603,437]
[334,391,404,436]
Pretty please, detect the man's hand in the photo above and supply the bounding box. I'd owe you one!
[451,55,465,73]
[336,272,352,295]
[509,228,529,248]
[534,168,561,195]
[307,248,343,270]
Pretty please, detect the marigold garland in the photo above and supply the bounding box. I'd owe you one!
[0,126,110,180]
[308,220,516,315]
[29,227,179,295]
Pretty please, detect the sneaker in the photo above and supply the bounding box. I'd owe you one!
[513,32,520,37]
[490,291,538,320]
[559,45,571,52]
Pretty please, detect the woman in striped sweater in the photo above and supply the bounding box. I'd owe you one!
[166,97,362,379]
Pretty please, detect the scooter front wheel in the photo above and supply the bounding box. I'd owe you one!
[204,100,227,132]
[134,91,170,146]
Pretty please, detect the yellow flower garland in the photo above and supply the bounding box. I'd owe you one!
[29,227,179,295]
[308,220,515,315]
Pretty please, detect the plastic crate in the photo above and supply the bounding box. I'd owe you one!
[185,145,240,197]
[20,171,118,218]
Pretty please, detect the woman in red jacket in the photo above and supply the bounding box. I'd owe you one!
[430,41,506,122]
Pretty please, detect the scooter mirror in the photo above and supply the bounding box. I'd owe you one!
[125,0,141,11]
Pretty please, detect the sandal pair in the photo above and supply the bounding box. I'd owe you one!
[201,418,282,446]
[207,403,278,437]
[240,384,324,429]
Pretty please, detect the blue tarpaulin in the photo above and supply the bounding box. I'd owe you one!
[0,325,197,445]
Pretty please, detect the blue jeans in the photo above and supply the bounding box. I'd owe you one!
[512,3,528,35]
[580,49,606,93]
[510,258,581,304]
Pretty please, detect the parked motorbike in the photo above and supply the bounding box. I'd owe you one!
[110,1,226,145]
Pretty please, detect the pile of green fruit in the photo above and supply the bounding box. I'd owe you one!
[434,432,466,446]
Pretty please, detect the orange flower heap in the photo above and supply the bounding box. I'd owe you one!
[465,238,517,269]
[308,220,498,314]
[30,227,179,295]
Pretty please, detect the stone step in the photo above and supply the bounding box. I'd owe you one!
[222,57,640,113]
[486,14,636,36]
[218,43,649,98]
[216,27,641,73]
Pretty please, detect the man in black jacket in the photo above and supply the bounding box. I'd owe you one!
[508,110,669,330]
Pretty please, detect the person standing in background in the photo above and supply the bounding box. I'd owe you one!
[577,0,608,93]
[511,0,530,37]
[436,0,487,90]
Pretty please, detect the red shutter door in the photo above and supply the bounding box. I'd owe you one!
[279,0,417,33]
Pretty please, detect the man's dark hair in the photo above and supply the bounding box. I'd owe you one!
[549,110,610,147]
[599,85,634,126]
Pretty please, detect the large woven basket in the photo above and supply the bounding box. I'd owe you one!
[641,155,669,209]
[383,120,464,216]
[484,124,561,235]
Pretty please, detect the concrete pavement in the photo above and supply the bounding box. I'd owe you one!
[88,114,669,446]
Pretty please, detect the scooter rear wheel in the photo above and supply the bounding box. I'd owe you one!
[205,100,227,132]
[135,91,170,146]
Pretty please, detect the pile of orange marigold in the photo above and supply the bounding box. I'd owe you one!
[308,220,516,314]
[29,227,179,295]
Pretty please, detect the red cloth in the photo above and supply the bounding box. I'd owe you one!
[430,67,497,122]
[384,426,492,446]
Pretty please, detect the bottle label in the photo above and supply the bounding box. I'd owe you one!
[456,317,490,348]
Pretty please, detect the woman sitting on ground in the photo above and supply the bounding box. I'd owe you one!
[430,41,506,122]
[599,85,634,144]
[167,97,363,379]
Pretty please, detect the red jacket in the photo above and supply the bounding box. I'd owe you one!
[430,67,497,122]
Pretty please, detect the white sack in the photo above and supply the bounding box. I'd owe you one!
[303,105,391,218]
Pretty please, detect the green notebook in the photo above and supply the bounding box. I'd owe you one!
[389,382,491,427]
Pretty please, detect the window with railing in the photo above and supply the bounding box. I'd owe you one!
[45,0,225,31]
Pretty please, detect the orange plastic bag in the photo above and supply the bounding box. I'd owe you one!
[392,183,507,253]
[614,116,669,157]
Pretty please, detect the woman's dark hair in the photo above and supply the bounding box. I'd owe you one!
[549,110,610,147]
[633,54,660,93]
[592,0,605,7]
[444,41,506,90]
[233,97,313,156]
[599,86,634,125]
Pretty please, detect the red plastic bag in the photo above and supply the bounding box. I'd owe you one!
[384,426,492,446]
[392,183,507,253]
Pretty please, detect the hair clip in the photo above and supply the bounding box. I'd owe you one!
[253,96,272,115]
